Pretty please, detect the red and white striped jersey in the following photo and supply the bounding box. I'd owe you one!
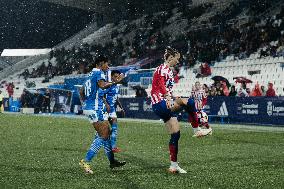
[191,89,207,109]
[151,63,174,104]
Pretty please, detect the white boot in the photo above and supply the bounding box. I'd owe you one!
[192,127,211,137]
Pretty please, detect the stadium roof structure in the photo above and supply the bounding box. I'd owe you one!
[39,0,193,12]
[40,0,235,10]
[1,49,51,57]
[39,0,98,10]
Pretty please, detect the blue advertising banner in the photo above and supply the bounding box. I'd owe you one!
[119,97,284,126]
[205,97,284,125]
[119,97,160,120]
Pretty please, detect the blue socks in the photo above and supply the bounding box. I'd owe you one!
[85,133,103,162]
[102,138,115,163]
[85,133,115,164]
[111,123,118,149]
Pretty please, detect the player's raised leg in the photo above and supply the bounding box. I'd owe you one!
[170,97,212,137]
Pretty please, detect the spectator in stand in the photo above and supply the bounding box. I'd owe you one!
[34,90,44,114]
[250,83,262,96]
[63,91,72,113]
[229,85,237,96]
[78,63,88,74]
[238,88,249,97]
[237,82,249,97]
[0,90,3,113]
[6,83,14,98]
[266,82,276,96]
[196,62,211,78]
[238,47,248,59]
[21,89,37,108]
[203,84,210,96]
[215,82,224,96]
[208,86,217,96]
[261,85,267,96]
[246,88,251,96]
[43,89,51,113]
[221,81,229,96]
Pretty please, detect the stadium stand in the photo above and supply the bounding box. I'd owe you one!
[1,0,284,98]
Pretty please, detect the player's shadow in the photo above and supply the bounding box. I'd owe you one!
[119,153,166,172]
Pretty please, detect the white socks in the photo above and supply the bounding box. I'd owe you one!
[170,161,178,168]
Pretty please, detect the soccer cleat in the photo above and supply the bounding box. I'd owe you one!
[176,165,187,173]
[208,127,213,135]
[109,160,126,169]
[112,147,122,153]
[192,128,211,138]
[79,159,94,174]
[168,165,187,174]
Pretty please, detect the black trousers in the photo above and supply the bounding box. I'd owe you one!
[42,103,51,113]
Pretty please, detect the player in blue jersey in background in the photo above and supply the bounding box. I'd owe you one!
[79,55,126,174]
[98,70,124,153]
[105,70,124,153]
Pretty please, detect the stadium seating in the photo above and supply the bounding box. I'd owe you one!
[172,56,284,96]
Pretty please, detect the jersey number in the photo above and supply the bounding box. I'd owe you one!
[85,79,92,97]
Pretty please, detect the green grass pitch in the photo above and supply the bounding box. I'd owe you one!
[0,113,283,189]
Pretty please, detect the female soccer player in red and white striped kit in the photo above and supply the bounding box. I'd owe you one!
[151,47,211,174]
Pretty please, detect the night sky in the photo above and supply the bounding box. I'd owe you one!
[0,0,197,51]
[0,0,93,49]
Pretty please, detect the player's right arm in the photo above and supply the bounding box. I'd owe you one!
[98,74,124,89]
[160,69,173,108]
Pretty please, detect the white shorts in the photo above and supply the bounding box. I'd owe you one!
[103,112,110,121]
[108,111,117,118]
[83,110,105,123]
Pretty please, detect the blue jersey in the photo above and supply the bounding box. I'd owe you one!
[106,84,119,113]
[97,84,119,113]
[97,70,111,111]
[98,88,107,111]
[83,68,106,110]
